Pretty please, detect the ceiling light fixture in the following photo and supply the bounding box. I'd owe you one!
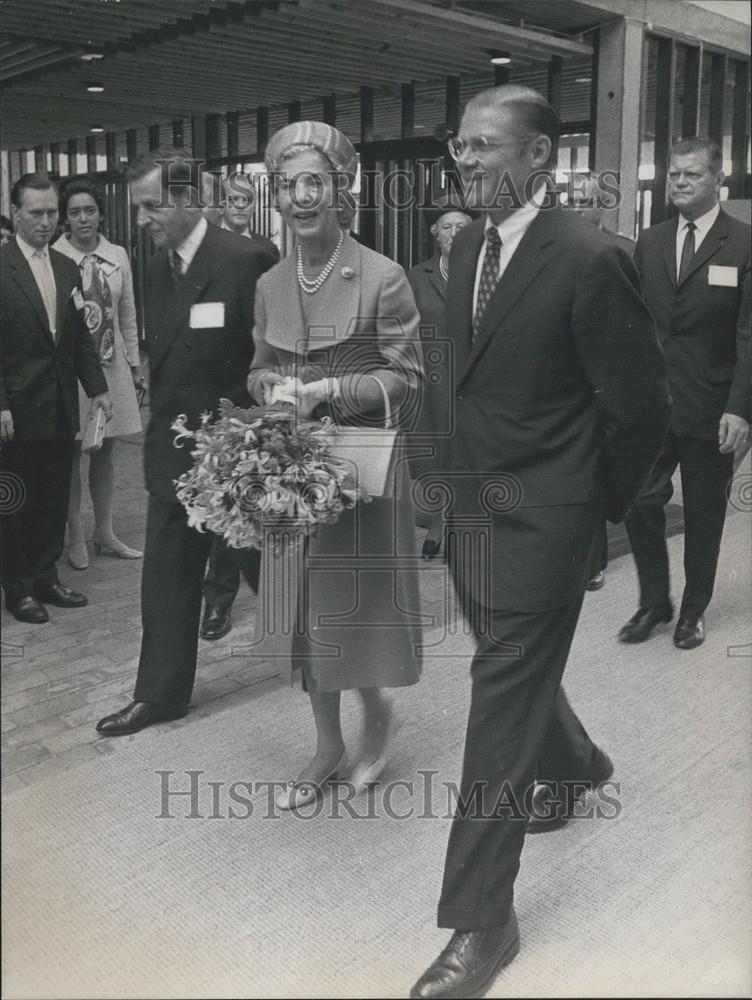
[490,51,512,65]
[86,83,105,92]
[90,125,104,133]
[80,52,104,61]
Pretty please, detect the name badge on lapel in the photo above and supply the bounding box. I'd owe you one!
[708,265,738,287]
[71,288,85,311]
[190,302,225,329]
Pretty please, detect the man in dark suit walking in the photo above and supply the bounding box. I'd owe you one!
[410,86,669,999]
[96,148,274,736]
[199,171,280,642]
[620,137,750,651]
[1,174,110,624]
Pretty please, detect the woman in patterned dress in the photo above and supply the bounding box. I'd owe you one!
[54,177,143,568]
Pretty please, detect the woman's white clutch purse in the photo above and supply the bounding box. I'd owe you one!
[82,405,107,453]
[326,374,398,498]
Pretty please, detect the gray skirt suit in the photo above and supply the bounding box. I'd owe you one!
[248,235,424,692]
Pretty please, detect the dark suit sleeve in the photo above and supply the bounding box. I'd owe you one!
[572,242,670,522]
[725,250,751,423]
[0,300,8,410]
[72,286,108,398]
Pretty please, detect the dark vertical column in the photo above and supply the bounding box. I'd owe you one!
[652,36,676,223]
[256,106,269,155]
[287,100,302,124]
[50,142,60,176]
[547,56,562,115]
[205,113,221,163]
[494,64,510,86]
[86,136,97,174]
[105,133,117,172]
[148,124,161,151]
[401,82,415,138]
[191,116,206,162]
[67,138,78,174]
[34,146,45,173]
[226,111,239,160]
[730,59,750,198]
[682,45,702,138]
[445,74,460,135]
[359,86,375,249]
[708,53,727,145]
[588,31,600,170]
[126,129,137,163]
[322,94,336,125]
[172,119,184,147]
[360,85,374,143]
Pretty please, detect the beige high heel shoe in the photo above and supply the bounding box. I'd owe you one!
[275,751,348,812]
[93,536,143,559]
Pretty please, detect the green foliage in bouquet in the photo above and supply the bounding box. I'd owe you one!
[171,399,360,550]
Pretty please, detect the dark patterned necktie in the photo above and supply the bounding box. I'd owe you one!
[80,254,115,364]
[677,221,696,285]
[473,227,502,341]
[168,248,183,289]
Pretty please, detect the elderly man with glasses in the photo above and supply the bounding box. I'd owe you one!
[409,85,669,999]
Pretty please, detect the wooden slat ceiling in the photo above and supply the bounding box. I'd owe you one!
[0,0,592,150]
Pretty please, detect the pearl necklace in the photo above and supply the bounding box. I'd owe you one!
[296,230,344,294]
[439,256,449,282]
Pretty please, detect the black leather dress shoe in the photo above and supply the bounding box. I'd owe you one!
[410,911,520,999]
[6,596,49,624]
[527,752,614,834]
[32,581,88,608]
[585,570,606,591]
[618,603,673,643]
[673,615,705,650]
[200,605,232,641]
[96,700,188,736]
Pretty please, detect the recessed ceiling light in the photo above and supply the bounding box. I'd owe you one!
[575,76,592,84]
[86,83,105,93]
[491,54,511,65]
[80,52,104,61]
[90,125,104,133]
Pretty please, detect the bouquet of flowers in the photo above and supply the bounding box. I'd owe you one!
[171,399,360,550]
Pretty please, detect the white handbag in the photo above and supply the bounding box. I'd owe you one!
[327,374,398,498]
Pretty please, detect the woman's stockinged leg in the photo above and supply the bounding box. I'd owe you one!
[90,439,142,558]
[89,437,116,542]
[66,443,89,569]
[295,689,346,783]
[358,687,394,759]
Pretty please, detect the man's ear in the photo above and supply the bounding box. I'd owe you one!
[430,222,438,237]
[528,135,552,171]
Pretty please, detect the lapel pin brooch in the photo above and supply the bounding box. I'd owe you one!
[340,266,354,279]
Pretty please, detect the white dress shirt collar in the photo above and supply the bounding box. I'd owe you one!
[220,218,251,238]
[174,215,208,271]
[473,183,547,310]
[483,182,547,246]
[678,202,720,242]
[16,233,50,261]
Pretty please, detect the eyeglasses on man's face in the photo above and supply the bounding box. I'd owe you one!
[446,134,533,162]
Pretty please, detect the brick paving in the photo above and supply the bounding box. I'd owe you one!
[0,413,457,793]
[1,418,748,797]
